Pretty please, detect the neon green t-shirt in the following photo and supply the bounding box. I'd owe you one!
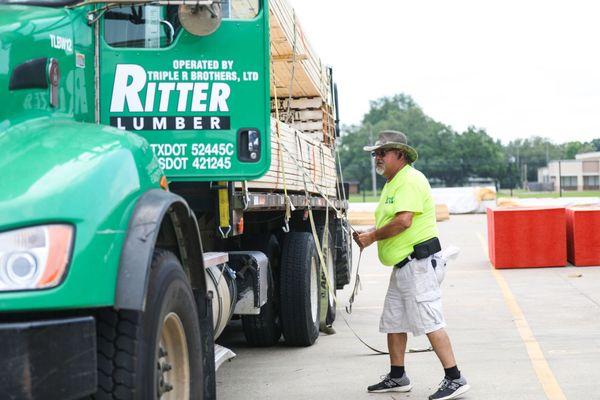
[374,164,439,266]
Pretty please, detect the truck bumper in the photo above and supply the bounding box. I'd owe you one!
[0,316,97,400]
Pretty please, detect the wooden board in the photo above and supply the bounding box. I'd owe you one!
[237,118,338,196]
[271,96,336,146]
[269,0,331,103]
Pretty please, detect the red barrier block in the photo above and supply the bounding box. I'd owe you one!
[566,206,600,266]
[486,206,567,269]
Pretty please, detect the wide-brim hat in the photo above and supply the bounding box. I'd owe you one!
[363,130,418,163]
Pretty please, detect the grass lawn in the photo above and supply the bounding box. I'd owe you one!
[348,193,381,202]
[497,189,600,198]
[348,189,600,202]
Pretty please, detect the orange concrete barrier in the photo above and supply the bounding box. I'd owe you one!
[566,206,600,266]
[486,206,567,269]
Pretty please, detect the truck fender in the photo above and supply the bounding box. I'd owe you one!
[115,189,206,311]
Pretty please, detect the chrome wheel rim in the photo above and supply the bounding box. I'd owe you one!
[157,312,190,400]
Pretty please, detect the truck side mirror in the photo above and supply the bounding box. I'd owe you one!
[160,20,175,46]
[179,3,222,36]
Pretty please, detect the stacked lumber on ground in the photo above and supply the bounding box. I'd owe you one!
[269,0,336,146]
[349,204,450,225]
[348,211,375,226]
[243,118,337,196]
[435,204,450,221]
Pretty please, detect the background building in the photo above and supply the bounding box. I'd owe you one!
[538,152,600,191]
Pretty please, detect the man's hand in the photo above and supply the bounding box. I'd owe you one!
[352,231,362,248]
[353,230,376,249]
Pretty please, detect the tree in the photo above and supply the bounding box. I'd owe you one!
[504,137,561,183]
[590,138,600,151]
[562,141,595,159]
[362,94,464,185]
[337,93,596,190]
[455,127,505,183]
[338,125,379,191]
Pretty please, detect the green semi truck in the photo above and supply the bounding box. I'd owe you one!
[0,0,351,399]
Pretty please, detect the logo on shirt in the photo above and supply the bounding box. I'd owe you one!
[385,196,394,204]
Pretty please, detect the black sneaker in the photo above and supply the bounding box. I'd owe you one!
[367,373,412,393]
[428,375,470,399]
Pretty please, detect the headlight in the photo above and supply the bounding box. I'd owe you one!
[0,225,73,291]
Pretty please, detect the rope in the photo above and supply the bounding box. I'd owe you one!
[271,63,292,231]
[295,132,336,311]
[270,49,401,355]
[273,122,429,355]
[342,249,433,355]
[284,9,297,124]
[345,250,362,315]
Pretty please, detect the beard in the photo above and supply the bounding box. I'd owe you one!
[375,164,385,175]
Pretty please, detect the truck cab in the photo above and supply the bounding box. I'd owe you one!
[0,1,351,399]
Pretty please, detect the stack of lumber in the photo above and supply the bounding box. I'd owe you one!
[348,204,450,225]
[245,118,337,196]
[269,0,336,146]
[435,204,450,221]
[270,97,335,145]
[348,211,375,226]
[269,0,331,101]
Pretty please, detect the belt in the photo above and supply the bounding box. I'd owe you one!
[394,254,414,269]
[394,237,441,270]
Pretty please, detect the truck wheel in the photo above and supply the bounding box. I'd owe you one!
[319,230,337,328]
[280,232,320,346]
[241,234,282,346]
[94,250,205,400]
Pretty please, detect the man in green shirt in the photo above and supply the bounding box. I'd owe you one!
[354,130,469,400]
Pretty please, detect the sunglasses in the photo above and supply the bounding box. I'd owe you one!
[371,149,400,158]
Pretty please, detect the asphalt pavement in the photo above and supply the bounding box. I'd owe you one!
[216,214,600,400]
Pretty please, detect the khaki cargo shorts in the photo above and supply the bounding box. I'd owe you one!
[379,253,447,336]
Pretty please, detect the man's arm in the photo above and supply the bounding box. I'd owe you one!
[354,211,413,249]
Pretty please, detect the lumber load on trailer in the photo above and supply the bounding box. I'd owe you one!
[270,97,336,146]
[269,0,331,101]
[269,0,337,147]
[256,0,338,197]
[239,118,338,197]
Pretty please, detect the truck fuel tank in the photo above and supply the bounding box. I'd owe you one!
[202,251,269,339]
[203,252,236,339]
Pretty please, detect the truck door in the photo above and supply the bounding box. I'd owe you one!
[99,1,270,181]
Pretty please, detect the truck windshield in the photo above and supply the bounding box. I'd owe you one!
[0,0,258,12]
[224,0,259,19]
[103,2,259,49]
[0,0,77,5]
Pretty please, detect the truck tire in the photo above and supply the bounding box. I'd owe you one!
[280,232,320,346]
[93,250,205,400]
[319,230,336,328]
[241,234,282,346]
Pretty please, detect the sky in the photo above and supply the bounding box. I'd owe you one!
[289,0,600,144]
